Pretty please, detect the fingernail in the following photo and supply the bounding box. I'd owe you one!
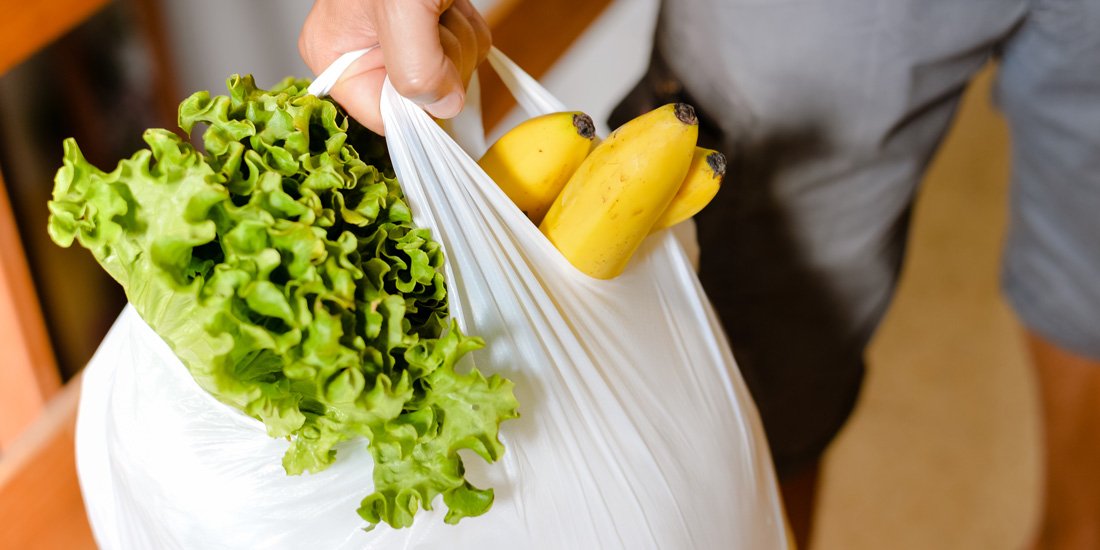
[424,92,463,119]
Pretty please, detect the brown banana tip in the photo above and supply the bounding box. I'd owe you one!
[673,103,697,125]
[706,152,727,178]
[573,113,596,139]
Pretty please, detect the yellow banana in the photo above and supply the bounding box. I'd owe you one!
[650,147,726,232]
[478,111,596,224]
[539,103,699,279]
[588,135,603,154]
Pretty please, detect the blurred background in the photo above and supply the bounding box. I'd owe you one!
[0,0,1038,548]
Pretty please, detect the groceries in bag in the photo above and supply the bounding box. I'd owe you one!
[479,104,725,279]
[48,75,519,530]
[67,46,789,550]
[650,146,726,232]
[477,111,596,224]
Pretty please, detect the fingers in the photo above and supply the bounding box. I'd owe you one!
[300,1,388,134]
[440,9,475,86]
[299,0,377,74]
[435,3,491,112]
[299,0,492,133]
[450,0,492,63]
[327,48,388,135]
[374,0,467,117]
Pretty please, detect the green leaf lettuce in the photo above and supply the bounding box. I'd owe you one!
[47,75,518,530]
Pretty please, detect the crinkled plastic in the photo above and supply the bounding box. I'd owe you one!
[76,49,789,549]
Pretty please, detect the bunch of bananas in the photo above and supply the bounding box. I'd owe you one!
[478,104,724,279]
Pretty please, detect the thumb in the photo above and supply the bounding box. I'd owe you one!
[374,0,464,118]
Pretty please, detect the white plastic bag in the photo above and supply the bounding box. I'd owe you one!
[76,49,789,550]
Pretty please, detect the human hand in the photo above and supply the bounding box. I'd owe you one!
[299,0,491,135]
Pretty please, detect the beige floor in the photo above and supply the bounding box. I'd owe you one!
[810,66,1043,549]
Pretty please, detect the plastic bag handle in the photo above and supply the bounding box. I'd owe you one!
[308,47,562,120]
[306,47,377,97]
[483,48,566,115]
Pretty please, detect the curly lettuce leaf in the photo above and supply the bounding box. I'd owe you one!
[47,75,518,530]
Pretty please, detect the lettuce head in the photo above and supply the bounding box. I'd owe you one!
[47,75,518,530]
